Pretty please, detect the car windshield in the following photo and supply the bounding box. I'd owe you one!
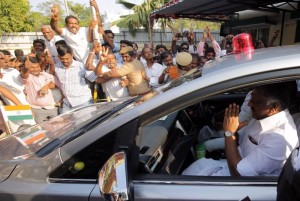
[161,68,202,92]
[0,98,135,162]
[0,68,202,162]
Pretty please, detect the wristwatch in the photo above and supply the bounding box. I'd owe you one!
[224,131,234,137]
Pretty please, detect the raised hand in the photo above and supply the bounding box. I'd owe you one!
[100,46,109,61]
[223,103,240,133]
[92,42,102,54]
[51,5,59,20]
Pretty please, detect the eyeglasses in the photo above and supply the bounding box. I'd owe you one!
[180,47,188,51]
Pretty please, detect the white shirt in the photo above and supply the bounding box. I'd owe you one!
[61,27,90,62]
[55,60,97,107]
[101,65,129,101]
[0,68,28,105]
[197,40,223,57]
[238,91,252,123]
[144,63,165,88]
[237,110,298,176]
[45,35,63,65]
[183,110,298,177]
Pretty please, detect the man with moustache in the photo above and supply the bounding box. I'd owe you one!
[41,25,63,65]
[55,44,98,113]
[50,0,101,62]
[95,53,129,101]
[100,46,151,96]
[183,82,298,176]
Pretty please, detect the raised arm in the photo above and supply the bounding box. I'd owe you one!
[50,5,63,36]
[197,29,207,56]
[171,32,180,55]
[0,85,22,105]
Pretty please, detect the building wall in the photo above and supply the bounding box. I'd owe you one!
[0,29,221,54]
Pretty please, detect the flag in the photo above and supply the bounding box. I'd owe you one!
[0,105,34,121]
[15,127,46,146]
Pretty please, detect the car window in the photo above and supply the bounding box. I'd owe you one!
[136,80,300,177]
[0,99,135,162]
[49,129,118,180]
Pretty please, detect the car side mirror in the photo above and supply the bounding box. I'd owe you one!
[98,151,129,201]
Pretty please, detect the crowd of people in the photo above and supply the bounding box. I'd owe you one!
[0,0,279,130]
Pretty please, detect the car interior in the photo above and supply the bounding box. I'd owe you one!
[137,80,300,176]
[49,80,300,182]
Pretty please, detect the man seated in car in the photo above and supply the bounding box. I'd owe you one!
[183,82,299,176]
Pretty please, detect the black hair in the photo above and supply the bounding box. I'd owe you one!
[55,40,67,47]
[33,39,46,48]
[104,30,114,37]
[205,47,216,56]
[57,44,73,56]
[160,51,173,61]
[28,56,39,63]
[191,53,200,60]
[14,49,24,57]
[156,44,167,51]
[127,51,135,57]
[120,40,133,47]
[179,42,189,52]
[0,50,11,56]
[35,51,46,62]
[65,15,79,24]
[256,82,296,110]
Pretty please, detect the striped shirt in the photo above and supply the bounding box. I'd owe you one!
[19,72,56,109]
[55,60,97,107]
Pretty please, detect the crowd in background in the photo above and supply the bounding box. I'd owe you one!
[0,0,279,132]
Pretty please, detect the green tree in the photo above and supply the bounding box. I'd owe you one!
[68,2,93,27]
[0,0,33,33]
[36,0,93,28]
[171,19,221,32]
[113,0,170,42]
[36,0,67,27]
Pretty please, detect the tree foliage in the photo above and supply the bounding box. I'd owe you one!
[0,0,33,33]
[170,19,221,32]
[114,0,170,40]
[36,0,93,28]
[68,2,92,27]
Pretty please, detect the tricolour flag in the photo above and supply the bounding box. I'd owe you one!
[0,105,34,121]
[15,127,46,146]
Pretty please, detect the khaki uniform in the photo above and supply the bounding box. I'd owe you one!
[117,60,152,96]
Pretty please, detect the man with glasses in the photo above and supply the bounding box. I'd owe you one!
[183,82,298,176]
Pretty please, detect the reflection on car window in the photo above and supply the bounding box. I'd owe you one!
[0,99,134,162]
[161,68,202,92]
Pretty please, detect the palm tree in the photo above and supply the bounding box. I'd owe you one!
[113,0,170,43]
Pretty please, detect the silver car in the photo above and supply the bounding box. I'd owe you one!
[1,45,300,201]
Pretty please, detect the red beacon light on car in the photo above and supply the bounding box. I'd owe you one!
[232,33,254,54]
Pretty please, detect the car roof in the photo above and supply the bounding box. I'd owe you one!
[131,45,300,124]
[202,44,300,76]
